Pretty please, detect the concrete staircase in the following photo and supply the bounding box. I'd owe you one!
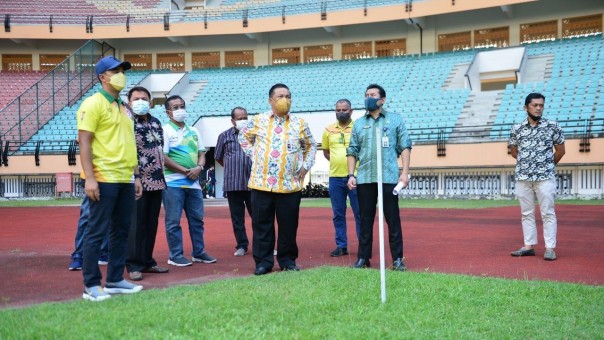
[443,63,470,90]
[181,80,208,104]
[522,54,554,83]
[449,90,504,141]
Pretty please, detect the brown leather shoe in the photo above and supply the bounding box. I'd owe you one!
[129,271,143,281]
[142,266,169,274]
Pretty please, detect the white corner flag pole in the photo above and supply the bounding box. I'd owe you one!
[375,127,386,304]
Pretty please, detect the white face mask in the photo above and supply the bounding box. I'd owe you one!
[172,109,187,123]
[235,119,248,131]
[131,99,150,116]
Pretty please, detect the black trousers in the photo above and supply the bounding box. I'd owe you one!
[126,190,163,272]
[226,190,252,251]
[356,183,403,260]
[251,189,301,269]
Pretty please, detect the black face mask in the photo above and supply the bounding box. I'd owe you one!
[336,112,351,123]
[527,112,541,122]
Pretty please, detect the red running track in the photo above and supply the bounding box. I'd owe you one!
[0,203,602,308]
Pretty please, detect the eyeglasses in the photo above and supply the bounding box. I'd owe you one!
[169,105,186,111]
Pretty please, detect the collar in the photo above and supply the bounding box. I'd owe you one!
[521,117,545,127]
[365,109,387,119]
[134,113,152,123]
[332,120,353,130]
[270,111,289,121]
[99,88,123,106]
[168,120,187,130]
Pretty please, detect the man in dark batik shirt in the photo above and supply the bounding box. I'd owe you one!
[126,86,169,280]
[508,92,565,261]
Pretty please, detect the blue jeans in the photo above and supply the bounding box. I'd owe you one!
[163,186,206,259]
[82,182,134,288]
[328,177,361,249]
[71,187,108,260]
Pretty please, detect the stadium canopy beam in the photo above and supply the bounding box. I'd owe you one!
[245,33,265,42]
[9,39,36,48]
[323,26,341,37]
[500,5,513,18]
[404,17,425,29]
[166,36,190,46]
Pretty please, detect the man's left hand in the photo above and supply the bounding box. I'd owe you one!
[297,168,308,182]
[398,172,410,189]
[134,179,143,200]
[186,165,203,180]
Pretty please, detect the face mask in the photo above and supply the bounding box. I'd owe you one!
[107,72,127,91]
[235,119,248,131]
[172,109,187,123]
[365,97,381,111]
[336,112,351,123]
[131,99,150,116]
[528,112,541,122]
[274,98,291,115]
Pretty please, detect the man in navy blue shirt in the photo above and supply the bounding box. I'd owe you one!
[215,107,253,256]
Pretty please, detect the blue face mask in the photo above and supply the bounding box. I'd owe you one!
[131,99,150,116]
[365,97,381,111]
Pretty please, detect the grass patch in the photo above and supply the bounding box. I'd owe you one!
[301,198,604,209]
[0,267,602,338]
[0,198,81,207]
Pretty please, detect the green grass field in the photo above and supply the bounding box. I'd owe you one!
[1,199,603,337]
[0,267,602,338]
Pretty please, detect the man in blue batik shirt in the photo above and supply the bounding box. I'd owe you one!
[346,84,412,272]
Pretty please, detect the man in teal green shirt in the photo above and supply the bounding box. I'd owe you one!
[346,83,412,271]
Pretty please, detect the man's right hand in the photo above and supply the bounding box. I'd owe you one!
[85,178,100,201]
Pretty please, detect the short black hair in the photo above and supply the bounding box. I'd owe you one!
[525,92,546,106]
[336,99,351,108]
[230,106,247,119]
[128,86,151,102]
[164,95,185,111]
[269,83,290,97]
[366,84,386,98]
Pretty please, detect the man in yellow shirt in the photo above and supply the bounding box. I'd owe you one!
[322,99,360,257]
[238,83,317,275]
[77,56,143,301]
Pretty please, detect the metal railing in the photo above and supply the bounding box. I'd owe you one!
[0,40,113,155]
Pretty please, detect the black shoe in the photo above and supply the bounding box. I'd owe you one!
[352,258,370,268]
[510,247,535,257]
[254,266,272,275]
[330,247,349,257]
[281,264,300,272]
[392,258,406,272]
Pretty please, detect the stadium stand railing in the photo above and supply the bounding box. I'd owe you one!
[0,40,112,155]
[6,35,604,155]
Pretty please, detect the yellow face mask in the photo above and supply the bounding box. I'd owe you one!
[106,72,127,91]
[274,97,291,115]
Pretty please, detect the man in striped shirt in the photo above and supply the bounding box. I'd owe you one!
[238,83,317,275]
[215,107,253,257]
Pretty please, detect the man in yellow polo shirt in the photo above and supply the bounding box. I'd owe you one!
[322,99,361,258]
[77,56,143,301]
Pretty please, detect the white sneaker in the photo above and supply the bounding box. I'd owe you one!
[234,248,247,256]
[104,280,143,294]
[83,286,111,302]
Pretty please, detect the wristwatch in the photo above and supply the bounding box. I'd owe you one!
[347,174,356,179]
[134,173,141,179]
